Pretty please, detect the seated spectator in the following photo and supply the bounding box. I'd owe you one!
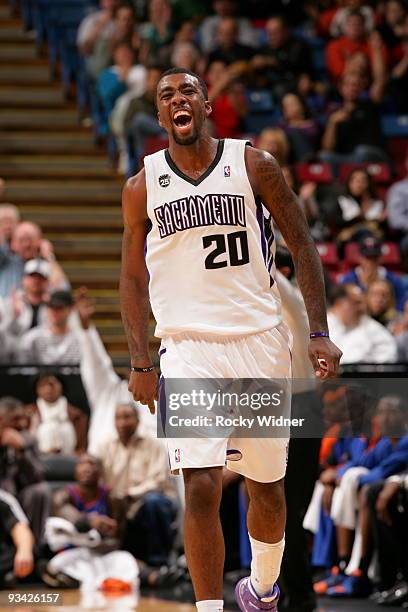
[119,66,164,174]
[251,16,313,98]
[366,468,408,604]
[341,236,408,311]
[43,454,138,595]
[278,92,320,161]
[0,397,50,545]
[343,50,386,103]
[387,19,408,112]
[207,17,254,67]
[327,284,397,363]
[335,168,385,248]
[387,154,408,271]
[93,404,177,566]
[0,260,51,353]
[139,0,174,65]
[0,489,34,587]
[314,395,408,598]
[75,287,155,453]
[0,221,67,298]
[320,72,387,168]
[27,372,88,455]
[328,399,407,596]
[326,10,388,82]
[77,0,119,58]
[0,203,20,251]
[207,61,248,138]
[377,0,407,65]
[257,127,290,166]
[329,0,375,39]
[366,279,399,329]
[84,3,140,80]
[18,290,81,365]
[199,0,258,55]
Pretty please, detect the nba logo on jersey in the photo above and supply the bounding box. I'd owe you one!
[224,165,231,177]
[175,448,181,463]
[159,173,171,187]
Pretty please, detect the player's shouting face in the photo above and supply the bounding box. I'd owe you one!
[157,73,212,146]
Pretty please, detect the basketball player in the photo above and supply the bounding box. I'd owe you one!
[120,68,342,612]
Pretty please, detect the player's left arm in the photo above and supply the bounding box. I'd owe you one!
[246,146,342,378]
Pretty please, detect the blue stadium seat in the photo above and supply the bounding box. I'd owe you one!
[381,115,408,138]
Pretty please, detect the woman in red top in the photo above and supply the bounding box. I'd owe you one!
[206,60,248,138]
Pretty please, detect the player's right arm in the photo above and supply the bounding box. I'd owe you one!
[120,169,158,414]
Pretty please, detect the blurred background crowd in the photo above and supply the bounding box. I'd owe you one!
[0,0,408,610]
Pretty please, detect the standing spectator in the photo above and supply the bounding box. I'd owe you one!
[77,0,119,56]
[0,221,67,298]
[27,372,88,455]
[387,154,408,271]
[139,0,174,65]
[75,288,155,453]
[199,0,258,55]
[0,489,34,586]
[83,3,140,80]
[0,397,50,545]
[251,16,313,98]
[366,279,399,329]
[377,0,407,64]
[93,404,177,566]
[278,92,320,161]
[327,284,398,363]
[207,61,248,139]
[207,17,254,67]
[335,168,385,248]
[0,204,20,250]
[320,73,387,167]
[329,0,375,39]
[326,10,388,82]
[18,290,81,365]
[341,236,408,311]
[387,20,408,112]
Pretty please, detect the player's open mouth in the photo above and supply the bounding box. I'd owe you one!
[173,109,193,133]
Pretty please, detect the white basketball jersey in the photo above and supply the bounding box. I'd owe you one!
[144,138,282,337]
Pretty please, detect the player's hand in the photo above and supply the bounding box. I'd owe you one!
[14,548,34,578]
[376,481,401,525]
[322,484,334,515]
[308,337,342,379]
[128,370,158,414]
[1,427,25,450]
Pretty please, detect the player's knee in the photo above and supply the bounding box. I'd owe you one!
[184,468,222,516]
[251,478,286,519]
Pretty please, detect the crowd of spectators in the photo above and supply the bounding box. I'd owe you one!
[1,0,408,607]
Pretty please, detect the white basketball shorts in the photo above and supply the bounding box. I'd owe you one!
[159,324,292,483]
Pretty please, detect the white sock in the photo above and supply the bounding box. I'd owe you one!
[249,534,285,599]
[196,600,223,611]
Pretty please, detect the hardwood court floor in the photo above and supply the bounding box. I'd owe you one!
[0,590,197,612]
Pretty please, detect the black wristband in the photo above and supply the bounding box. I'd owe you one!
[130,365,155,373]
[310,331,330,339]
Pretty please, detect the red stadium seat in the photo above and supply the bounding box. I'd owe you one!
[316,242,339,269]
[338,163,392,184]
[345,241,401,270]
[295,162,334,184]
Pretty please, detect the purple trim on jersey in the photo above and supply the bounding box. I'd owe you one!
[158,374,167,438]
[255,198,267,264]
[159,348,167,358]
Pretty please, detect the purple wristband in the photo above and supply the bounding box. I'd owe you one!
[310,331,330,339]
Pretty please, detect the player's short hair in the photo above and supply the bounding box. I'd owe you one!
[158,68,209,101]
[0,396,22,416]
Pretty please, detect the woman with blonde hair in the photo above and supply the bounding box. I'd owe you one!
[257,127,290,166]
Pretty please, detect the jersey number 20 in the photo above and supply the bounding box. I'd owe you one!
[203,231,249,269]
